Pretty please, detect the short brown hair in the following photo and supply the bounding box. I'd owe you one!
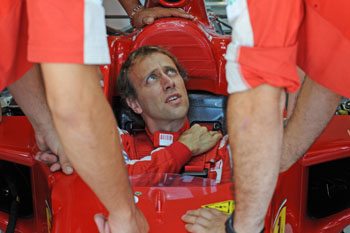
[117,46,187,101]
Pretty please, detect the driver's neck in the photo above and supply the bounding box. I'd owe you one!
[143,117,186,135]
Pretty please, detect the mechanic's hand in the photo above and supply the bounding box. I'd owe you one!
[34,128,73,175]
[133,7,195,28]
[182,208,229,233]
[178,124,222,156]
[94,208,149,233]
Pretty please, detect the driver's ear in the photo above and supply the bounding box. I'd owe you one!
[126,98,143,114]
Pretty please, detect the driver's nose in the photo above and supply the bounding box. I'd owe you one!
[161,72,175,91]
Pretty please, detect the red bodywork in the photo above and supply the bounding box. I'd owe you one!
[0,0,349,232]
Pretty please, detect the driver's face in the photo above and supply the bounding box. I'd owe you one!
[128,53,189,123]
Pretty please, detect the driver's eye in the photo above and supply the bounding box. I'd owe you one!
[146,75,157,84]
[166,68,177,76]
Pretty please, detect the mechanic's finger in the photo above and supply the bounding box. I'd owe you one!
[151,7,194,19]
[49,162,62,173]
[61,164,74,175]
[35,151,58,164]
[185,223,207,233]
[182,209,213,223]
[182,214,211,228]
[184,208,200,216]
[54,149,74,175]
[166,8,195,19]
[182,214,197,224]
[143,16,155,25]
[184,209,202,217]
[58,154,74,175]
[193,208,217,219]
[182,211,200,224]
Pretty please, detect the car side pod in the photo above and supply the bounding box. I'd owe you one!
[267,116,350,233]
[0,116,52,233]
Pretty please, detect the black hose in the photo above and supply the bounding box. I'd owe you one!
[5,178,19,233]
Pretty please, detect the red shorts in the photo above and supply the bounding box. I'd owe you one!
[225,0,350,98]
[0,0,110,91]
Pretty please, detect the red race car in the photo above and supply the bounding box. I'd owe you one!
[0,0,349,232]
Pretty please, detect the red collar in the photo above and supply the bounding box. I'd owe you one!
[145,119,190,147]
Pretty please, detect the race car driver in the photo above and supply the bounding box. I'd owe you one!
[94,46,233,232]
[116,46,232,184]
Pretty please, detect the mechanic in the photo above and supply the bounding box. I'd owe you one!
[116,46,232,183]
[183,0,349,233]
[1,1,193,233]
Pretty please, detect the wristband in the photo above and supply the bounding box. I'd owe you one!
[225,213,236,233]
[225,213,265,233]
[130,5,144,27]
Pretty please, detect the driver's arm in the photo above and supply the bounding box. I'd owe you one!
[120,128,192,175]
[121,124,222,175]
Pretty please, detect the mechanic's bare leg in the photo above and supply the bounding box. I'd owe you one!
[286,68,306,119]
[41,63,148,233]
[228,84,285,233]
[182,85,285,233]
[280,77,341,172]
[7,64,72,174]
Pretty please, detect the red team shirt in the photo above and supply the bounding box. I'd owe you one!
[1,0,110,91]
[225,0,350,98]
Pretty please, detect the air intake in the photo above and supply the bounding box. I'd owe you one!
[157,0,189,7]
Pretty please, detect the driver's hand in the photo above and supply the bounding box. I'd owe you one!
[178,124,222,156]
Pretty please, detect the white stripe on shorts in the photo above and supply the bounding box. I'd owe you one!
[84,0,111,64]
[225,0,254,94]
